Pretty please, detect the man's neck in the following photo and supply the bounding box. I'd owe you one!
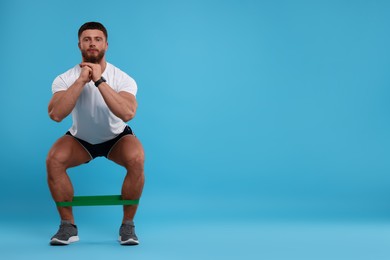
[99,59,107,73]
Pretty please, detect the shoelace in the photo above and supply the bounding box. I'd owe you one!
[121,224,135,236]
[55,224,74,236]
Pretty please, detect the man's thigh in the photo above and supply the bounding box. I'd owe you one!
[107,135,144,167]
[48,135,92,168]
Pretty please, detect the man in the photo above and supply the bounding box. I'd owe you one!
[46,22,145,246]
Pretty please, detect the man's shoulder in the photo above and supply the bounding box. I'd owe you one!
[104,62,137,93]
[106,62,126,75]
[105,62,133,80]
[52,65,81,90]
[55,64,81,82]
[59,64,81,77]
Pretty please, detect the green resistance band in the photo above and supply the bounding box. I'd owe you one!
[56,195,139,207]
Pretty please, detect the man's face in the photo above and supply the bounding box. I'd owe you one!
[78,29,108,63]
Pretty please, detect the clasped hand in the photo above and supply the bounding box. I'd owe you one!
[79,62,102,84]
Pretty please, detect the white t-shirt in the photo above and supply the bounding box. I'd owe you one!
[52,62,137,144]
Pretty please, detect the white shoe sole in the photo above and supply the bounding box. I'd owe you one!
[50,236,79,245]
[118,236,139,245]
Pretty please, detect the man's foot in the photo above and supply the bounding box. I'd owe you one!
[50,220,79,245]
[119,220,139,245]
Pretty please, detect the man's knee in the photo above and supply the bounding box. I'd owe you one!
[46,148,70,170]
[47,136,90,171]
[123,150,145,170]
[46,150,65,169]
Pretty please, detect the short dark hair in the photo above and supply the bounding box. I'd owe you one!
[78,22,108,40]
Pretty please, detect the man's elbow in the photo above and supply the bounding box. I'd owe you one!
[49,111,63,122]
[122,110,136,122]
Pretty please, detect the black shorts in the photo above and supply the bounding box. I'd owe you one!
[66,125,134,160]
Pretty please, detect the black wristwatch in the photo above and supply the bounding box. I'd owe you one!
[94,76,106,87]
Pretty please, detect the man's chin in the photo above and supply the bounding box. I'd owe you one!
[84,56,100,63]
[81,51,105,64]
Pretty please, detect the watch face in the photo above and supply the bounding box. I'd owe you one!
[95,77,106,87]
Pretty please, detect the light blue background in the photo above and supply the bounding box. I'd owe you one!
[1,0,390,259]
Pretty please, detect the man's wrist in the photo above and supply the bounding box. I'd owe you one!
[76,77,89,86]
[94,77,106,87]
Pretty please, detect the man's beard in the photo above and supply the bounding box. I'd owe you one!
[81,49,105,63]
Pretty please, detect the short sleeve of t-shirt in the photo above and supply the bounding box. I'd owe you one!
[51,65,80,94]
[114,67,137,96]
[52,75,70,94]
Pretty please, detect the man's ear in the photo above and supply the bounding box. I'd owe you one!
[78,42,81,50]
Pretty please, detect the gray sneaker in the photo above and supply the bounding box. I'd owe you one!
[119,220,139,245]
[50,220,79,245]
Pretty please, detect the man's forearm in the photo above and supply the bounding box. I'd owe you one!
[48,80,85,122]
[97,82,137,122]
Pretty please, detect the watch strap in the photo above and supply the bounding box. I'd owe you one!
[95,77,106,87]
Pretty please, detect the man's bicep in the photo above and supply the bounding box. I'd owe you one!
[48,91,66,112]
